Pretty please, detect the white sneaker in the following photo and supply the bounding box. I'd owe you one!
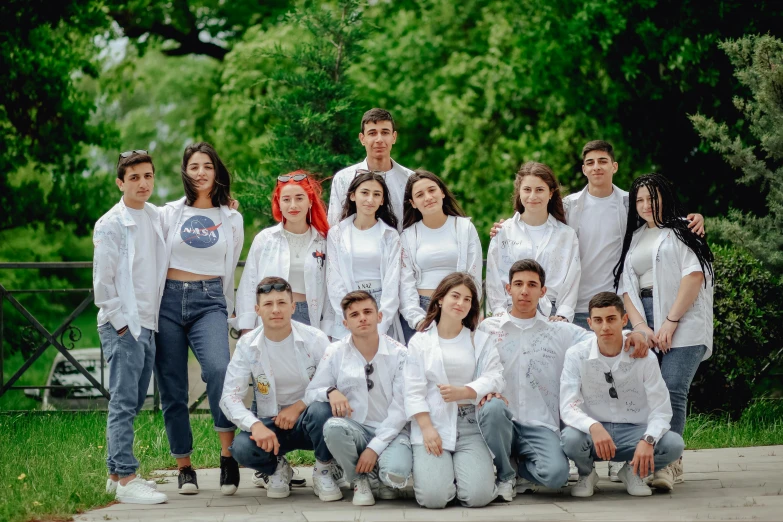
[570,469,599,498]
[568,460,578,481]
[332,463,349,489]
[115,477,168,505]
[313,462,344,502]
[266,457,293,499]
[352,476,375,506]
[617,463,652,496]
[377,483,399,500]
[106,477,157,493]
[516,476,535,493]
[496,479,516,502]
[608,461,623,482]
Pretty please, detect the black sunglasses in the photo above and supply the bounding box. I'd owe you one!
[256,282,291,294]
[117,149,148,166]
[365,363,374,391]
[604,371,619,399]
[278,174,308,183]
[355,168,386,178]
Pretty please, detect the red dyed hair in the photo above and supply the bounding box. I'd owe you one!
[271,170,330,238]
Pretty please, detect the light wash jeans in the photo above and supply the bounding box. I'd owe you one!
[99,324,155,477]
[412,405,497,508]
[400,295,432,345]
[561,424,684,476]
[230,402,334,475]
[292,301,310,326]
[155,279,235,458]
[477,398,569,487]
[323,417,412,488]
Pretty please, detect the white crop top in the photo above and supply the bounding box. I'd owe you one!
[169,206,227,277]
[283,228,309,294]
[351,221,383,284]
[415,216,459,290]
[631,226,661,290]
[440,327,476,405]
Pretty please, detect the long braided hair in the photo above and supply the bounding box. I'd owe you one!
[613,173,714,291]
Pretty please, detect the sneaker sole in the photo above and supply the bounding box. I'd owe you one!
[221,485,238,496]
[609,476,621,483]
[317,490,344,502]
[570,489,595,498]
[651,478,674,491]
[267,488,291,499]
[116,495,168,505]
[496,493,515,502]
[178,484,199,495]
[352,497,376,506]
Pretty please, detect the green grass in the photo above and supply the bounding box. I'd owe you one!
[1,401,782,522]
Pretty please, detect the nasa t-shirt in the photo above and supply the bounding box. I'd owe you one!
[168,206,227,276]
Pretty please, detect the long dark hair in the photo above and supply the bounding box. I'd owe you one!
[613,173,714,290]
[181,142,232,207]
[513,162,566,224]
[340,171,398,230]
[402,170,466,230]
[419,272,481,332]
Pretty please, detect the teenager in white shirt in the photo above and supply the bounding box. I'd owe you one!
[93,151,168,505]
[487,162,581,322]
[614,173,714,490]
[307,291,411,506]
[328,108,413,231]
[155,143,244,495]
[327,171,402,340]
[220,277,345,502]
[406,273,503,508]
[399,170,483,343]
[560,292,684,498]
[236,171,329,334]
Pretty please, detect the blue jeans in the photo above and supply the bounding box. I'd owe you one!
[230,402,333,475]
[477,399,569,487]
[292,301,310,326]
[561,424,684,476]
[572,312,590,330]
[155,279,235,458]
[99,324,155,477]
[400,295,431,345]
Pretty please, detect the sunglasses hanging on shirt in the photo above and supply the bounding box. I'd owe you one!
[604,371,619,399]
[365,363,374,391]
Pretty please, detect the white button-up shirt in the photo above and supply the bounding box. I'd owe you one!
[305,335,408,455]
[404,326,505,452]
[219,321,330,432]
[486,214,581,321]
[478,311,593,432]
[622,225,714,358]
[560,334,672,442]
[327,159,414,232]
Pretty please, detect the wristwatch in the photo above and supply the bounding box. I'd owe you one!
[326,386,338,399]
[641,434,655,445]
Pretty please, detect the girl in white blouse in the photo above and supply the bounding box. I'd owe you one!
[614,173,714,490]
[486,162,581,321]
[327,171,402,340]
[235,171,330,334]
[399,170,482,344]
[405,272,504,508]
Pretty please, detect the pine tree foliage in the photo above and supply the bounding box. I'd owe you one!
[691,34,783,272]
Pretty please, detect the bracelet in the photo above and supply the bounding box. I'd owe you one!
[631,320,645,329]
[666,316,680,323]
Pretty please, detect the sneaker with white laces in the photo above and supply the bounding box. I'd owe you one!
[672,458,684,484]
[568,460,578,481]
[313,461,344,502]
[617,463,652,496]
[352,476,375,506]
[651,463,675,491]
[115,477,168,505]
[496,479,516,502]
[266,457,294,499]
[376,483,399,500]
[516,476,535,493]
[106,477,157,494]
[570,469,599,498]
[608,461,623,482]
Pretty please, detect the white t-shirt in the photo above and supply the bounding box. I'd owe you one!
[440,327,476,405]
[352,221,383,285]
[576,191,624,312]
[525,222,548,253]
[168,206,227,277]
[266,333,307,408]
[283,228,309,294]
[631,226,661,290]
[364,358,389,425]
[508,315,537,330]
[415,216,459,290]
[127,207,158,330]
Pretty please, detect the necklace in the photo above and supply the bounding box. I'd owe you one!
[283,229,309,258]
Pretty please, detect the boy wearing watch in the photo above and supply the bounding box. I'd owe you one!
[559,292,684,497]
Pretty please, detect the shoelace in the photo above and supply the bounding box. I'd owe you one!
[180,468,196,483]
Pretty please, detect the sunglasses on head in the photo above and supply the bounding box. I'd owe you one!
[604,371,619,399]
[365,363,374,391]
[355,168,386,178]
[256,283,291,294]
[277,174,308,183]
[117,150,148,166]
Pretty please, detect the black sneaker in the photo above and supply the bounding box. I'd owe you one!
[178,466,199,495]
[220,456,240,496]
[252,470,307,488]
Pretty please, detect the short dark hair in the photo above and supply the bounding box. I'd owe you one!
[340,291,378,316]
[588,292,625,317]
[582,140,616,162]
[361,108,395,134]
[117,153,155,181]
[256,276,292,302]
[181,142,232,207]
[508,259,546,287]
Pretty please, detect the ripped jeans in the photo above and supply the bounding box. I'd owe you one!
[323,417,412,488]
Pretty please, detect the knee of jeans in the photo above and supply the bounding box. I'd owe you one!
[659,431,685,458]
[305,401,333,424]
[322,417,351,444]
[416,483,453,509]
[229,433,256,465]
[478,398,508,424]
[460,481,496,508]
[537,454,570,489]
[561,428,589,457]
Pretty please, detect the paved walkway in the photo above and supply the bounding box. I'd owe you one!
[76,445,783,521]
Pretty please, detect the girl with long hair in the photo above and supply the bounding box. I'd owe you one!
[613,173,714,491]
[405,272,503,508]
[327,171,402,339]
[399,170,482,344]
[235,171,330,333]
[486,161,581,321]
[155,142,244,496]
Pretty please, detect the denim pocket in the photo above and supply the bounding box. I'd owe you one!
[98,325,116,363]
[204,282,225,301]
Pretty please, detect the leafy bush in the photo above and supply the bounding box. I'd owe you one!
[690,244,783,417]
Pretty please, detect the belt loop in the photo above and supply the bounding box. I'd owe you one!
[202,280,207,291]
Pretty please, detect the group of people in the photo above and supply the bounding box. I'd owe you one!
[92,108,714,509]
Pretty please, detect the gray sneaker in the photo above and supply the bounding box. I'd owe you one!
[618,463,652,496]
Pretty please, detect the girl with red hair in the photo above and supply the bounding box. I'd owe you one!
[235,171,331,333]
